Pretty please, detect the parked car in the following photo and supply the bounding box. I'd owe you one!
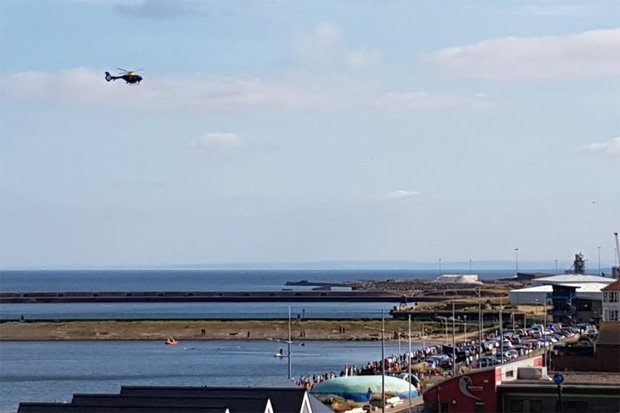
[476,357,497,368]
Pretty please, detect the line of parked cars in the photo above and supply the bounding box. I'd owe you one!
[423,323,596,370]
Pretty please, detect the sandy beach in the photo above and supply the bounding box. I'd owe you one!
[0,319,446,342]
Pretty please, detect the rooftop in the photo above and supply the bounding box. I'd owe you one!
[532,274,614,286]
[602,279,620,292]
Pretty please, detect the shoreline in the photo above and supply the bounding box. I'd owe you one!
[0,319,447,342]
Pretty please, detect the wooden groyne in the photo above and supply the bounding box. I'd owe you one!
[0,291,446,304]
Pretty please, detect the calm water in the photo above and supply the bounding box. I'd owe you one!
[0,340,423,413]
[0,269,514,320]
[0,302,397,321]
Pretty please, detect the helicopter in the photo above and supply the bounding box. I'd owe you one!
[105,68,143,84]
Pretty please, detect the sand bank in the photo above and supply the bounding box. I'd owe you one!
[0,319,446,342]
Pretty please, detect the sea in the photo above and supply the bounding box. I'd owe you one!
[0,340,425,413]
[0,269,516,321]
[0,269,514,412]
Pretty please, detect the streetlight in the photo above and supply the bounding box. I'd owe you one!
[440,316,449,345]
[499,297,504,365]
[478,288,483,353]
[598,246,601,275]
[381,310,385,413]
[452,301,456,376]
[408,314,413,413]
[363,311,386,413]
[268,307,296,380]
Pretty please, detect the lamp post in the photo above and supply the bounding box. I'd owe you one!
[408,314,413,413]
[499,297,504,365]
[554,373,564,413]
[598,246,601,275]
[452,301,456,376]
[478,288,483,353]
[381,310,385,413]
[364,312,386,412]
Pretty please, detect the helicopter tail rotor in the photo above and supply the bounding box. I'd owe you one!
[105,72,113,82]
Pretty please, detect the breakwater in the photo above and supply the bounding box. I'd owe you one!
[0,291,445,304]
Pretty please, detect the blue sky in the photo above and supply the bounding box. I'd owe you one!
[1,0,619,269]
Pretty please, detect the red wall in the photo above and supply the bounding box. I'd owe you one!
[422,357,544,413]
[423,368,500,413]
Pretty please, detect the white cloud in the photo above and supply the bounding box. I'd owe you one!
[295,22,380,70]
[189,133,243,150]
[1,68,495,113]
[577,136,620,157]
[346,48,381,69]
[426,28,620,79]
[387,190,421,199]
[0,68,333,111]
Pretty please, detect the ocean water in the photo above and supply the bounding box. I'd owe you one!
[0,269,515,292]
[0,340,423,413]
[0,269,515,321]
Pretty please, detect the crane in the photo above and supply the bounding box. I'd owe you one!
[614,232,620,266]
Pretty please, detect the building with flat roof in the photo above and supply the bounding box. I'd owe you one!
[531,274,613,287]
[422,356,620,412]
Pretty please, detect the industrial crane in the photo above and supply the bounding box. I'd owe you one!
[613,232,620,279]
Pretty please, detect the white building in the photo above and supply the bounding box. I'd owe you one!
[531,274,613,286]
[509,274,614,306]
[509,285,552,305]
[435,274,481,284]
[602,279,620,322]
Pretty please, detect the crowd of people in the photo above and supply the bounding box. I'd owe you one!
[297,323,580,390]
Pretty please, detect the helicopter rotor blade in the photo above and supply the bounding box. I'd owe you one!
[116,67,129,73]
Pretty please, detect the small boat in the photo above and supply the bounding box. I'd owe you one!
[274,348,287,357]
[165,337,178,346]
